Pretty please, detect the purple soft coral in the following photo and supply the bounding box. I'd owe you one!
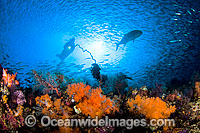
[13,90,26,105]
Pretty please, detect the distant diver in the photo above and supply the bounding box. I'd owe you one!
[116,30,143,51]
[91,63,107,86]
[56,37,76,62]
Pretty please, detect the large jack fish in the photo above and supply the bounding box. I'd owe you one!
[116,30,142,51]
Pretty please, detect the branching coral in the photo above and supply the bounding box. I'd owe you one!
[66,83,118,118]
[33,70,61,96]
[127,95,176,119]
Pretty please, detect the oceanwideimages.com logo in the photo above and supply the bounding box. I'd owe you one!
[25,115,175,129]
[25,115,37,127]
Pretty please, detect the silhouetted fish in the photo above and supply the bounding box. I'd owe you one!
[104,54,110,56]
[56,38,76,62]
[116,30,143,51]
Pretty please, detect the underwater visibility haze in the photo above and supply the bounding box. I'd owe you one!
[0,0,200,132]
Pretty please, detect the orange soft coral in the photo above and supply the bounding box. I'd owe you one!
[66,83,117,118]
[195,81,200,98]
[127,95,176,119]
[66,83,90,102]
[35,94,53,110]
[35,95,72,119]
[2,68,19,87]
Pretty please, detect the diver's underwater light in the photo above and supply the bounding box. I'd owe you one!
[68,46,71,50]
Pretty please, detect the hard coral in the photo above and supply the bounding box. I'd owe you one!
[127,95,176,119]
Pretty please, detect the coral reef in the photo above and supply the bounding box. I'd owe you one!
[0,67,25,130]
[32,70,61,96]
[65,83,90,102]
[0,65,199,132]
[35,94,73,119]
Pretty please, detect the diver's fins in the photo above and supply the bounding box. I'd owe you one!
[116,43,119,51]
[56,54,61,59]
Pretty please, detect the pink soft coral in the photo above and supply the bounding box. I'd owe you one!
[127,95,176,119]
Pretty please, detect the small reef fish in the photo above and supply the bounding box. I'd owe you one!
[56,38,76,62]
[116,30,143,51]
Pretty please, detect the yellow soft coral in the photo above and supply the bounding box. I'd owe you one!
[14,105,24,117]
[67,83,117,118]
[127,95,176,119]
[2,95,8,104]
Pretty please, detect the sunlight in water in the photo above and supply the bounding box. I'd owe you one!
[87,40,106,61]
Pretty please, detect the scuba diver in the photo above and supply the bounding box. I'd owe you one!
[56,37,97,66]
[56,37,76,63]
[91,63,107,86]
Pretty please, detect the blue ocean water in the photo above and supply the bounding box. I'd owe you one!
[0,0,199,88]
